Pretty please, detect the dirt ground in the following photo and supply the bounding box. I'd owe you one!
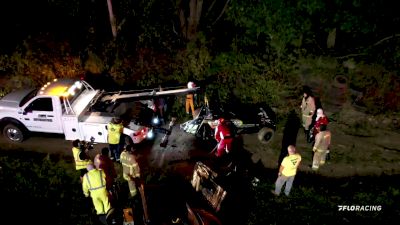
[1,102,400,179]
[246,103,400,178]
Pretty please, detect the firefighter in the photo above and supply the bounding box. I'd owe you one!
[72,139,93,179]
[214,118,233,158]
[186,81,196,118]
[120,144,141,197]
[94,147,117,190]
[309,108,329,143]
[82,164,112,217]
[107,117,124,161]
[312,124,331,170]
[272,145,302,197]
[300,86,316,140]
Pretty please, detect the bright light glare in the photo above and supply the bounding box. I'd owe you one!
[152,117,160,125]
[75,81,82,89]
[147,130,154,139]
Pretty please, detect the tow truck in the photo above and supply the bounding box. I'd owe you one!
[0,78,198,144]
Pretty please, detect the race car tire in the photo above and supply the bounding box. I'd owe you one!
[257,127,275,144]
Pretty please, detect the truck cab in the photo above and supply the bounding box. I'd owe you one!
[0,79,149,144]
[1,78,199,144]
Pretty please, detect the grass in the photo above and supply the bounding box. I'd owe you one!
[1,149,399,225]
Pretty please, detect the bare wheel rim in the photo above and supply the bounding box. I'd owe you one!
[264,132,272,141]
[6,127,23,141]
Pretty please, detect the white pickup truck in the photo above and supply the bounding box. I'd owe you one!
[0,78,198,144]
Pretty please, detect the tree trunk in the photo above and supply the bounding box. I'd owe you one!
[327,28,336,49]
[106,0,117,39]
[179,0,203,41]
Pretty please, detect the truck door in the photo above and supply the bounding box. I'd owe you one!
[20,97,63,133]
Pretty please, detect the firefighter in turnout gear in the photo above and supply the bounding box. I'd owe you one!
[300,86,316,140]
[186,81,196,118]
[214,118,233,157]
[120,145,141,197]
[72,139,93,179]
[312,124,331,170]
[107,117,124,161]
[82,164,112,216]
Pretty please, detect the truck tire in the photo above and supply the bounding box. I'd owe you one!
[3,124,25,143]
[258,127,274,144]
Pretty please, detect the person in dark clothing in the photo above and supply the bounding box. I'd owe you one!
[278,110,301,166]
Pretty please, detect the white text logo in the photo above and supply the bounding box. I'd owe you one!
[337,205,382,211]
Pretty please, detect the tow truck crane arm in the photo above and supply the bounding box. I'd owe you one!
[100,86,200,102]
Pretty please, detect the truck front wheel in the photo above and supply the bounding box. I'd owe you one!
[3,124,25,143]
[258,127,275,144]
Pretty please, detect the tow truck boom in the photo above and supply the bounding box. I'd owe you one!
[101,87,200,102]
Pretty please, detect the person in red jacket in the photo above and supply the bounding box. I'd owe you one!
[94,147,117,190]
[214,118,233,157]
[311,108,329,140]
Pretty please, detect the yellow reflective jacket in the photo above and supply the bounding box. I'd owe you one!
[72,147,93,170]
[120,150,140,181]
[108,122,123,144]
[82,169,108,197]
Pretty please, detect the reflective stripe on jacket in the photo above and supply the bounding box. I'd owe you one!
[82,169,107,197]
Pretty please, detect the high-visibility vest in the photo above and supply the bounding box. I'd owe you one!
[120,151,140,181]
[72,147,93,170]
[82,169,107,196]
[108,122,123,144]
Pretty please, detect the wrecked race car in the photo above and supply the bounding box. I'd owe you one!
[181,103,277,145]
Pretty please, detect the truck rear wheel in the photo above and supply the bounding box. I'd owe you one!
[258,127,274,144]
[3,124,25,143]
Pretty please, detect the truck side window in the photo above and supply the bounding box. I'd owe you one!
[26,98,53,112]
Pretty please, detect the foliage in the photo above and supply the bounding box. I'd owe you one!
[0,36,84,92]
[348,63,400,114]
[1,151,399,225]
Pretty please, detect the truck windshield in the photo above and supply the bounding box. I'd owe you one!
[19,89,38,107]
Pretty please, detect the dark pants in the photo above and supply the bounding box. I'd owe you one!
[109,144,121,160]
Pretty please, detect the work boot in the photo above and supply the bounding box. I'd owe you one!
[271,190,279,196]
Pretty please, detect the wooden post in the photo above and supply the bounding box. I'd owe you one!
[139,183,150,224]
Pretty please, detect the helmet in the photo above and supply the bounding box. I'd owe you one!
[187,81,195,88]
